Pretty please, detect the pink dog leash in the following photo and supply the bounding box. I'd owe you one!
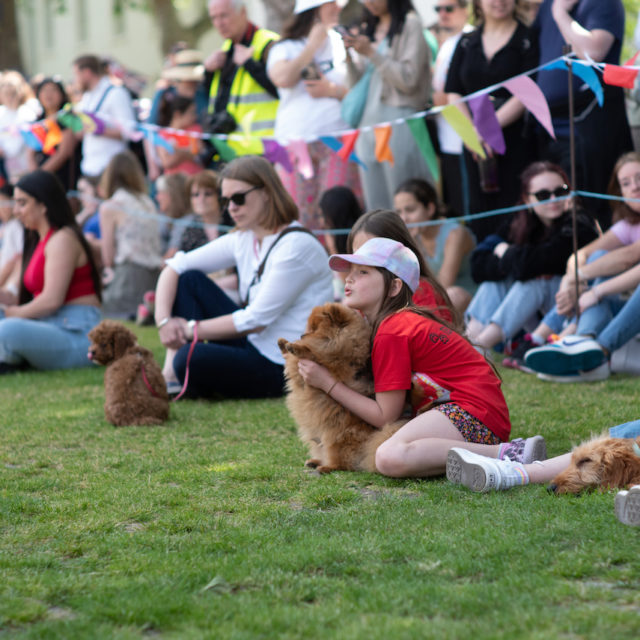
[173,321,199,402]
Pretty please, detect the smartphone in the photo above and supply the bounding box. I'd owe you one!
[333,25,351,37]
[301,63,321,81]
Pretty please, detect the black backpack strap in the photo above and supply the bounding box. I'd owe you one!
[241,226,319,308]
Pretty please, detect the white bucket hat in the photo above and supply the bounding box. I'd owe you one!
[294,0,347,15]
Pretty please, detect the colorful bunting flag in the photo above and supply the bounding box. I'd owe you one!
[318,136,366,168]
[406,118,439,183]
[603,64,639,89]
[151,130,174,153]
[20,128,43,151]
[263,139,293,173]
[42,119,62,155]
[211,137,237,162]
[440,105,486,158]
[373,125,394,165]
[337,130,359,162]
[288,139,314,179]
[57,109,84,133]
[468,94,506,155]
[503,76,555,140]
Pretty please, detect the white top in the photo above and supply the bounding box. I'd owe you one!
[268,30,349,141]
[77,77,136,177]
[110,189,163,269]
[433,25,474,155]
[166,222,333,364]
[0,218,24,269]
[0,104,37,182]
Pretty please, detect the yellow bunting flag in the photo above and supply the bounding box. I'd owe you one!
[373,124,394,166]
[441,105,486,159]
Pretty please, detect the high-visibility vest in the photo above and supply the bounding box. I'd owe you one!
[209,28,279,153]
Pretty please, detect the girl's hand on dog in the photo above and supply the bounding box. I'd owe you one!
[298,358,336,393]
[159,318,188,350]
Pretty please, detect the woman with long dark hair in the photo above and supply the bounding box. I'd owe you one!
[0,170,101,374]
[465,161,597,352]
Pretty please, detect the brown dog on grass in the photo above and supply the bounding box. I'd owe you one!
[88,320,169,426]
[278,303,404,473]
[549,435,640,494]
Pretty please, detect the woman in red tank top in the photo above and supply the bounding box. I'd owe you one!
[0,170,102,373]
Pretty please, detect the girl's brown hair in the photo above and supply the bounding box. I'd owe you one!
[347,209,461,329]
[608,151,640,224]
[219,155,298,230]
[99,150,147,199]
[156,172,190,219]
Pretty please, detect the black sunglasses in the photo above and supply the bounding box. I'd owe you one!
[435,5,456,13]
[219,186,261,210]
[529,184,570,201]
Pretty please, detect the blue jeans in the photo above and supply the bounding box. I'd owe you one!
[171,271,285,399]
[466,276,561,340]
[0,304,102,370]
[609,419,640,439]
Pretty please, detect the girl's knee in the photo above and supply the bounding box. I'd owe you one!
[375,441,410,478]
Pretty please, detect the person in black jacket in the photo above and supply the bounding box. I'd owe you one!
[466,161,597,351]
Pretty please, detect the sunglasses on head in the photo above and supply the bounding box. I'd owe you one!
[530,184,570,201]
[219,185,261,210]
[435,5,456,13]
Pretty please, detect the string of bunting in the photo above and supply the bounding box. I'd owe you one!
[3,51,639,181]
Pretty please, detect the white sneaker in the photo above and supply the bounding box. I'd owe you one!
[524,335,606,375]
[535,362,610,383]
[615,485,640,526]
[446,448,529,492]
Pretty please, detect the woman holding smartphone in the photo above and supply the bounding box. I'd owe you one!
[267,0,362,230]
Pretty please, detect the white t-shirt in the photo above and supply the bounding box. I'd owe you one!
[433,25,474,155]
[166,222,333,364]
[268,31,349,141]
[0,218,24,269]
[78,77,136,177]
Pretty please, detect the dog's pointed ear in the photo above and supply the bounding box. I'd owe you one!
[326,303,352,328]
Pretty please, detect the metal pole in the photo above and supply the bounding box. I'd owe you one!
[564,45,581,323]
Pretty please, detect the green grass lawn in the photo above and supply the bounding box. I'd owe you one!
[1,324,639,639]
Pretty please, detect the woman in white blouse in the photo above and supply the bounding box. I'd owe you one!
[154,155,333,397]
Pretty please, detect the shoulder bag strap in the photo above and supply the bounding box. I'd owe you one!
[241,226,318,308]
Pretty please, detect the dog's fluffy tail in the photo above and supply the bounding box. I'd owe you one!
[357,420,406,472]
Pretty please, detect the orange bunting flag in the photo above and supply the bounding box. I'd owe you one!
[42,119,62,155]
[373,124,394,166]
[337,130,359,162]
[603,64,639,89]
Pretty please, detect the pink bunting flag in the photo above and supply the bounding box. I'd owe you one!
[603,64,639,89]
[287,139,314,179]
[263,139,293,173]
[503,76,555,140]
[468,94,506,155]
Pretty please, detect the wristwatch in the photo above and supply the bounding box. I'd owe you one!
[187,319,198,341]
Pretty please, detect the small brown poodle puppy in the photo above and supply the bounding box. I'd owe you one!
[278,303,404,473]
[550,435,640,494]
[88,320,169,426]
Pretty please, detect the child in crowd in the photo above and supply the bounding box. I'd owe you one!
[297,237,546,478]
[156,95,203,176]
[393,178,475,312]
[347,209,459,327]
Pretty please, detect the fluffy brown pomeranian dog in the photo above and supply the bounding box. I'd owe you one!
[278,303,404,473]
[88,320,169,426]
[549,435,640,494]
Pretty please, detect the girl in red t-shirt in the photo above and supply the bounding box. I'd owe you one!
[297,237,545,478]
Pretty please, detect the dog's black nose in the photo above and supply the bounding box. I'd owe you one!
[547,483,558,494]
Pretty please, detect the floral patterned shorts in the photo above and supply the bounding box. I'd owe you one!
[434,402,501,445]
